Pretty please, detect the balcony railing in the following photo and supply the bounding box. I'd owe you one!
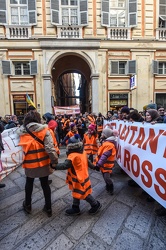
[156,28,166,40]
[107,27,131,40]
[5,25,32,39]
[57,26,82,39]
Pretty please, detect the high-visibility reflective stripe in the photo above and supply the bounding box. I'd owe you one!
[73,185,92,195]
[25,148,45,154]
[23,155,49,163]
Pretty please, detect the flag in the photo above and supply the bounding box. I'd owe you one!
[26,93,36,108]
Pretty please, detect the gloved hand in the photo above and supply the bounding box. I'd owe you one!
[95,165,100,172]
[50,162,57,169]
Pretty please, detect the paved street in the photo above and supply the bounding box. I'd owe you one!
[0,147,166,250]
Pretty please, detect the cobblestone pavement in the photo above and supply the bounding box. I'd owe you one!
[0,148,166,250]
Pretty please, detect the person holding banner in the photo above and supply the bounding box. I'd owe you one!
[93,128,118,195]
[0,122,5,188]
[17,111,58,217]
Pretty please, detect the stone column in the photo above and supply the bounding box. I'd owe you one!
[91,73,99,114]
[42,74,52,113]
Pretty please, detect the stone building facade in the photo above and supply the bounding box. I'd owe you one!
[0,0,166,116]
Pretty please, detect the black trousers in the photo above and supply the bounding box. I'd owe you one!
[25,176,51,209]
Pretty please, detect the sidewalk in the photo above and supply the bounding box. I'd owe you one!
[0,148,165,250]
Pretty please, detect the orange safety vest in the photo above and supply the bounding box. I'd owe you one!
[87,115,96,124]
[67,151,92,199]
[19,128,51,169]
[83,133,98,155]
[49,128,60,156]
[94,141,116,173]
[97,125,103,133]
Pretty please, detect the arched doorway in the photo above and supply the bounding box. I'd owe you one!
[51,54,92,114]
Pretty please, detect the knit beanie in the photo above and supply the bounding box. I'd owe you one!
[146,103,157,110]
[68,134,81,144]
[70,122,76,129]
[102,128,118,138]
[88,124,96,131]
[121,106,130,114]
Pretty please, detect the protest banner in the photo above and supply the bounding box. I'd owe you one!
[104,120,166,208]
[0,127,23,181]
[54,105,80,115]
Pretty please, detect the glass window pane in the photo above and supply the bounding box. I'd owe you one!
[62,8,69,15]
[71,16,78,25]
[70,0,77,6]
[14,63,22,75]
[61,0,68,5]
[20,0,27,4]
[11,7,18,15]
[10,0,19,4]
[23,63,30,75]
[62,17,69,25]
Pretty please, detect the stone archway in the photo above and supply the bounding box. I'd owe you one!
[51,54,92,113]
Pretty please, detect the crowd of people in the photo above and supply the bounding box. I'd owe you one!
[0,103,166,217]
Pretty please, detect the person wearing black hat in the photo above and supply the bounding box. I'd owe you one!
[51,134,101,215]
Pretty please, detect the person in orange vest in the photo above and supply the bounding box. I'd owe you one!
[87,113,96,124]
[96,112,104,139]
[83,124,98,163]
[17,111,58,217]
[94,127,118,195]
[51,134,101,215]
[61,122,80,146]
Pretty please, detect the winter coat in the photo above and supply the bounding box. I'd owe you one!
[94,137,117,173]
[55,141,93,199]
[17,123,58,178]
[0,122,4,152]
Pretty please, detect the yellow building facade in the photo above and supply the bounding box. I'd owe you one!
[0,0,166,116]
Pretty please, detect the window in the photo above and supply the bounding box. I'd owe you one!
[1,60,38,75]
[159,0,166,28]
[10,0,28,25]
[101,0,137,27]
[110,60,136,75]
[13,62,30,75]
[153,61,166,75]
[50,0,88,26]
[0,0,37,25]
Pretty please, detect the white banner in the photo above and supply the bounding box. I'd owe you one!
[104,120,166,208]
[0,127,23,180]
[54,105,80,115]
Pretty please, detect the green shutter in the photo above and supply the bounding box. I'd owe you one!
[152,60,158,75]
[128,60,136,75]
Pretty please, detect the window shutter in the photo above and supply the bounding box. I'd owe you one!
[50,0,60,25]
[0,0,7,24]
[127,60,136,75]
[80,0,88,25]
[2,60,11,75]
[111,61,119,74]
[128,0,137,26]
[152,60,158,74]
[30,60,37,75]
[101,0,110,27]
[28,0,37,25]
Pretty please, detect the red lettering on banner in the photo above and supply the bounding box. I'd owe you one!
[124,149,131,171]
[119,125,127,140]
[132,127,145,148]
[124,126,131,141]
[131,154,140,177]
[163,148,166,158]
[2,139,11,150]
[141,160,153,188]
[116,144,121,162]
[142,129,164,154]
[154,168,166,200]
[128,126,138,144]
